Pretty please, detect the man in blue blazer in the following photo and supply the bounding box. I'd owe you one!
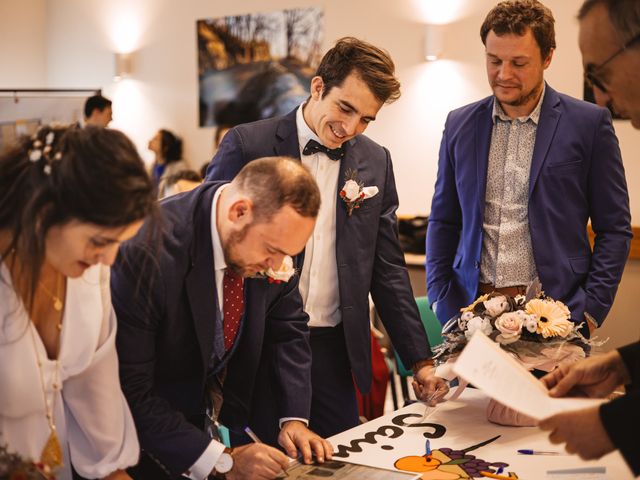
[427,0,631,333]
[112,158,332,480]
[207,38,446,440]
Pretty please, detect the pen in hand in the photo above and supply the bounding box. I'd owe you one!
[244,427,290,477]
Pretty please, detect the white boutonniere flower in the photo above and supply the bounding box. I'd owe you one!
[263,255,296,284]
[339,169,378,216]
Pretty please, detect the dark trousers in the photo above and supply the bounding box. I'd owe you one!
[234,323,360,448]
[308,323,360,438]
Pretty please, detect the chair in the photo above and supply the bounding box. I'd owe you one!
[393,296,443,405]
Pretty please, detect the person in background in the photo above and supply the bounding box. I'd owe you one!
[538,1,640,476]
[162,169,203,198]
[0,125,157,479]
[84,94,113,128]
[112,157,332,480]
[426,0,631,337]
[206,37,446,443]
[148,129,191,199]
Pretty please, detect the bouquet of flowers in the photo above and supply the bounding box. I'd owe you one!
[433,281,599,425]
[0,442,57,480]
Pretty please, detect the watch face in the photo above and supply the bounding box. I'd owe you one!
[216,452,233,474]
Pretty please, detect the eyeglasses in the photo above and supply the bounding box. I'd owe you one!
[584,32,640,93]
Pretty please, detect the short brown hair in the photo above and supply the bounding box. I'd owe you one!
[481,0,556,59]
[315,37,401,104]
[232,157,321,222]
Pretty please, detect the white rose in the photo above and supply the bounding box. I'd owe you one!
[465,316,492,340]
[342,180,361,201]
[484,295,510,317]
[494,312,523,344]
[265,255,295,282]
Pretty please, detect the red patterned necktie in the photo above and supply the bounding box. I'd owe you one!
[223,269,244,351]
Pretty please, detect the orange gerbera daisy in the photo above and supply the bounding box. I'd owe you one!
[525,298,573,338]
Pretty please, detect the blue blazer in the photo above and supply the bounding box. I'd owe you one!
[111,182,312,477]
[206,108,432,393]
[426,85,632,328]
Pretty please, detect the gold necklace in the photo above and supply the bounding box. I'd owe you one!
[28,324,64,470]
[39,273,64,312]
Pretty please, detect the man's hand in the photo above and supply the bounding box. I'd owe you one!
[226,443,289,480]
[541,350,630,398]
[412,364,449,405]
[278,420,333,464]
[538,406,615,460]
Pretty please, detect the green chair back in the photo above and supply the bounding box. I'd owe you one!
[395,296,443,377]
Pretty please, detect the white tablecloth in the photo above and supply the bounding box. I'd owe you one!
[328,389,633,479]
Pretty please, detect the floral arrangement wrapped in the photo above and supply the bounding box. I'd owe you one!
[433,282,600,426]
[0,442,57,480]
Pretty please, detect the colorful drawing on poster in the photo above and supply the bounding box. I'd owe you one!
[394,435,519,479]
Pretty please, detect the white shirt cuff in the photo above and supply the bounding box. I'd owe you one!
[279,417,309,429]
[186,439,226,480]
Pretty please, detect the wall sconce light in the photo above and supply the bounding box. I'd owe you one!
[424,24,444,61]
[114,52,133,81]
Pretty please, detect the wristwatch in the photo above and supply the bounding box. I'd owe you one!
[211,447,233,479]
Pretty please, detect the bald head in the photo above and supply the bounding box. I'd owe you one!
[230,156,321,222]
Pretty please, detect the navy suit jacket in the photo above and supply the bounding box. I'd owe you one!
[111,182,311,477]
[426,84,631,327]
[206,108,432,393]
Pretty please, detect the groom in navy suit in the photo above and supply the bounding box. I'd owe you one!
[206,37,446,441]
[426,0,631,333]
[112,158,332,480]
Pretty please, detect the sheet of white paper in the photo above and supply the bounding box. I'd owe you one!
[452,332,602,420]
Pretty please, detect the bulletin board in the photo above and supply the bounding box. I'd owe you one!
[0,89,99,151]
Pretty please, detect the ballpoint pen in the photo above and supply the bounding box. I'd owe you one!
[419,382,450,421]
[517,449,561,455]
[479,471,516,480]
[244,427,290,477]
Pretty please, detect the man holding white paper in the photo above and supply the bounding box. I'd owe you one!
[536,1,640,476]
[451,331,602,422]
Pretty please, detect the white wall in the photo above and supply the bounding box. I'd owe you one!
[7,0,631,220]
[0,0,46,87]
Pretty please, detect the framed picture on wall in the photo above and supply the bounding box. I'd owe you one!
[197,6,324,128]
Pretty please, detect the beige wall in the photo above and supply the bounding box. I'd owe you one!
[0,0,46,87]
[598,260,640,351]
[1,0,638,349]
[2,0,636,218]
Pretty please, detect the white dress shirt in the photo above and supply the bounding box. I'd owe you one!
[187,184,229,480]
[296,104,342,328]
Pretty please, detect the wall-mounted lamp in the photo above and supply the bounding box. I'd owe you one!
[114,52,133,81]
[424,24,444,61]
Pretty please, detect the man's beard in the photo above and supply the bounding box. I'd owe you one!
[222,224,251,277]
[497,80,543,108]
